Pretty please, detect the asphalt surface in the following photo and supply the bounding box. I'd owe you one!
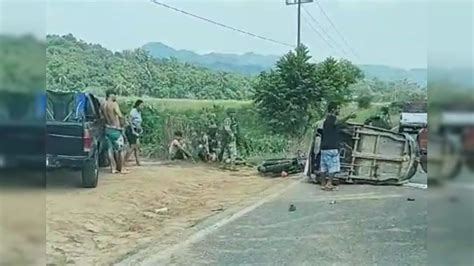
[141,179,428,266]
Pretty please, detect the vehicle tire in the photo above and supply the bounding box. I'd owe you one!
[82,151,99,188]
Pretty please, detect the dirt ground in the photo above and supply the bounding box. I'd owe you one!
[45,162,291,265]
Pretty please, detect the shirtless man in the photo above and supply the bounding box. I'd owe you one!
[103,89,129,174]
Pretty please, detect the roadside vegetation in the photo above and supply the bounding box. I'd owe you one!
[43,34,428,161]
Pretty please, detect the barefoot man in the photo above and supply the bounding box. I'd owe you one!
[103,89,129,174]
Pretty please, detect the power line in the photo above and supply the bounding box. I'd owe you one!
[302,15,334,51]
[150,0,293,48]
[302,7,351,59]
[315,1,359,60]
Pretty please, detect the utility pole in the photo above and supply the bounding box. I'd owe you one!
[297,0,301,47]
[286,0,313,48]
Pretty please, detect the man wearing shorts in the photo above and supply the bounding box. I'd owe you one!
[320,103,356,191]
[102,89,129,174]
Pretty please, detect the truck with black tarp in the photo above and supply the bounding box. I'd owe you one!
[46,90,105,188]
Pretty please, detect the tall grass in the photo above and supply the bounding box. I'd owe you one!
[119,97,381,161]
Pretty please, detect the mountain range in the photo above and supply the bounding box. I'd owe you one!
[142,42,427,86]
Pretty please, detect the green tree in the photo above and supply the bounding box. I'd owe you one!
[253,45,363,136]
[315,57,364,105]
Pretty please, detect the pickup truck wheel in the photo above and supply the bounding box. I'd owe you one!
[82,152,99,188]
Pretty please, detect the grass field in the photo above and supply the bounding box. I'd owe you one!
[123,97,381,119]
[121,97,252,111]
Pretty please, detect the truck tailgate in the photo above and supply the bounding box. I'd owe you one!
[46,122,84,156]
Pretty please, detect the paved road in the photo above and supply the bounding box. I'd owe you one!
[139,180,428,265]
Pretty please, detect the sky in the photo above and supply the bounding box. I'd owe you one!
[1,0,472,69]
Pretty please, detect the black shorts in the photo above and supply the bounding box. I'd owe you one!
[125,126,139,145]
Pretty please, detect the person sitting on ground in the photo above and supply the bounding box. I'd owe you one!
[320,102,356,191]
[169,131,193,160]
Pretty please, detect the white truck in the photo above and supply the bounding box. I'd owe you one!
[399,101,427,133]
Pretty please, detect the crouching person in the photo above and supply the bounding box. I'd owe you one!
[320,103,356,191]
[169,131,193,161]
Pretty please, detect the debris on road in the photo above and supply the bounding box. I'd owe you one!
[154,207,169,214]
[288,204,296,212]
[329,200,337,205]
[211,205,225,212]
[84,222,100,233]
[407,198,416,201]
[258,151,306,178]
[143,211,157,219]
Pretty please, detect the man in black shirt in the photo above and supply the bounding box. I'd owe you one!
[320,103,356,191]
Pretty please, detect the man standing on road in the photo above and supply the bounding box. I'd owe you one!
[103,89,129,174]
[320,103,356,191]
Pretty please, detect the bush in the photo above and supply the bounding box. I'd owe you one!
[119,100,290,159]
[357,95,373,109]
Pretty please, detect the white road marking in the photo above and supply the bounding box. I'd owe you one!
[404,183,427,189]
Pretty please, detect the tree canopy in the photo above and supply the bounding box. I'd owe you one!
[46,34,256,100]
[253,45,364,136]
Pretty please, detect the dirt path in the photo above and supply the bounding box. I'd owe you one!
[46,162,291,265]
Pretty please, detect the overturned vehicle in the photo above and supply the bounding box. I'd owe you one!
[305,122,419,185]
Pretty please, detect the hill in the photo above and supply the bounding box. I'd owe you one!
[46,34,255,100]
[142,42,277,75]
[142,42,427,85]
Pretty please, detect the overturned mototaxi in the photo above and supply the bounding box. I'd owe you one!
[304,122,418,185]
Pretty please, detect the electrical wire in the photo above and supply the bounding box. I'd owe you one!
[302,7,351,59]
[315,1,359,59]
[150,0,294,48]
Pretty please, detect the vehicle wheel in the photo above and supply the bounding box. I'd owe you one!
[82,152,99,188]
